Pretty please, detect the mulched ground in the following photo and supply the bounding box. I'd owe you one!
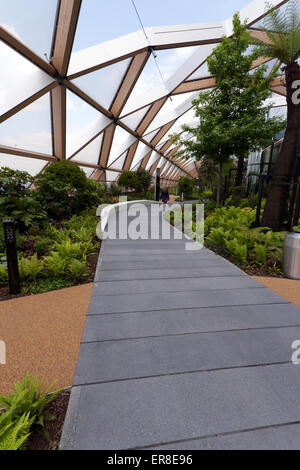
[26,390,71,451]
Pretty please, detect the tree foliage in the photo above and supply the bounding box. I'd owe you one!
[172,14,286,205]
[118,171,139,190]
[178,176,194,198]
[135,168,152,193]
[34,161,102,219]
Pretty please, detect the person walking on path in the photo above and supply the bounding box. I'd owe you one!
[160,185,170,204]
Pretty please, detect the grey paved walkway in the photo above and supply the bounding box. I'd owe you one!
[61,203,300,450]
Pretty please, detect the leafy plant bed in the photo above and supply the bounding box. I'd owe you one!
[165,205,297,278]
[26,389,70,451]
[0,208,101,301]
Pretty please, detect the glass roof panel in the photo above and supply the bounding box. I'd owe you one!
[0,0,58,57]
[0,40,54,117]
[72,58,131,110]
[107,126,136,166]
[72,133,103,166]
[130,142,150,170]
[143,129,160,143]
[187,61,210,81]
[154,46,200,82]
[0,93,52,154]
[80,166,95,178]
[66,90,111,157]
[146,152,160,170]
[106,170,119,183]
[109,151,128,171]
[72,0,140,52]
[120,105,151,129]
[123,55,165,112]
[0,154,47,176]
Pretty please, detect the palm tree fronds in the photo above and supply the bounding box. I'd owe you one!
[248,0,300,65]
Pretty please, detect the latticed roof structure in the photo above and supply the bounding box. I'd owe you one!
[0,0,289,184]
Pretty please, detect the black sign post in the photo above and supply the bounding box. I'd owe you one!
[155,168,161,202]
[3,220,20,295]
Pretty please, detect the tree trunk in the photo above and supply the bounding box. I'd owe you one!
[216,161,223,208]
[235,156,244,187]
[261,62,300,230]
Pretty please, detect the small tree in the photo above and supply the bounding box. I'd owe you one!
[178,176,194,199]
[172,14,285,207]
[135,168,152,194]
[118,171,139,191]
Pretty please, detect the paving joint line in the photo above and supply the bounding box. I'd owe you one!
[87,301,291,317]
[73,361,291,388]
[80,324,300,345]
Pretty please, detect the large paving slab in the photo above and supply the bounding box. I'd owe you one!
[95,265,246,282]
[61,204,300,450]
[82,303,300,342]
[88,287,287,315]
[92,275,262,296]
[61,364,300,450]
[74,327,300,385]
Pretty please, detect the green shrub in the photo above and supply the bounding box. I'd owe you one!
[107,183,122,197]
[118,171,139,191]
[34,161,101,219]
[18,254,44,281]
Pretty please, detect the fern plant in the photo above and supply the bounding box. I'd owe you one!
[226,238,248,264]
[18,254,44,281]
[253,243,267,265]
[53,238,83,261]
[68,258,88,282]
[0,413,33,451]
[0,264,8,284]
[44,251,67,278]
[0,372,61,427]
